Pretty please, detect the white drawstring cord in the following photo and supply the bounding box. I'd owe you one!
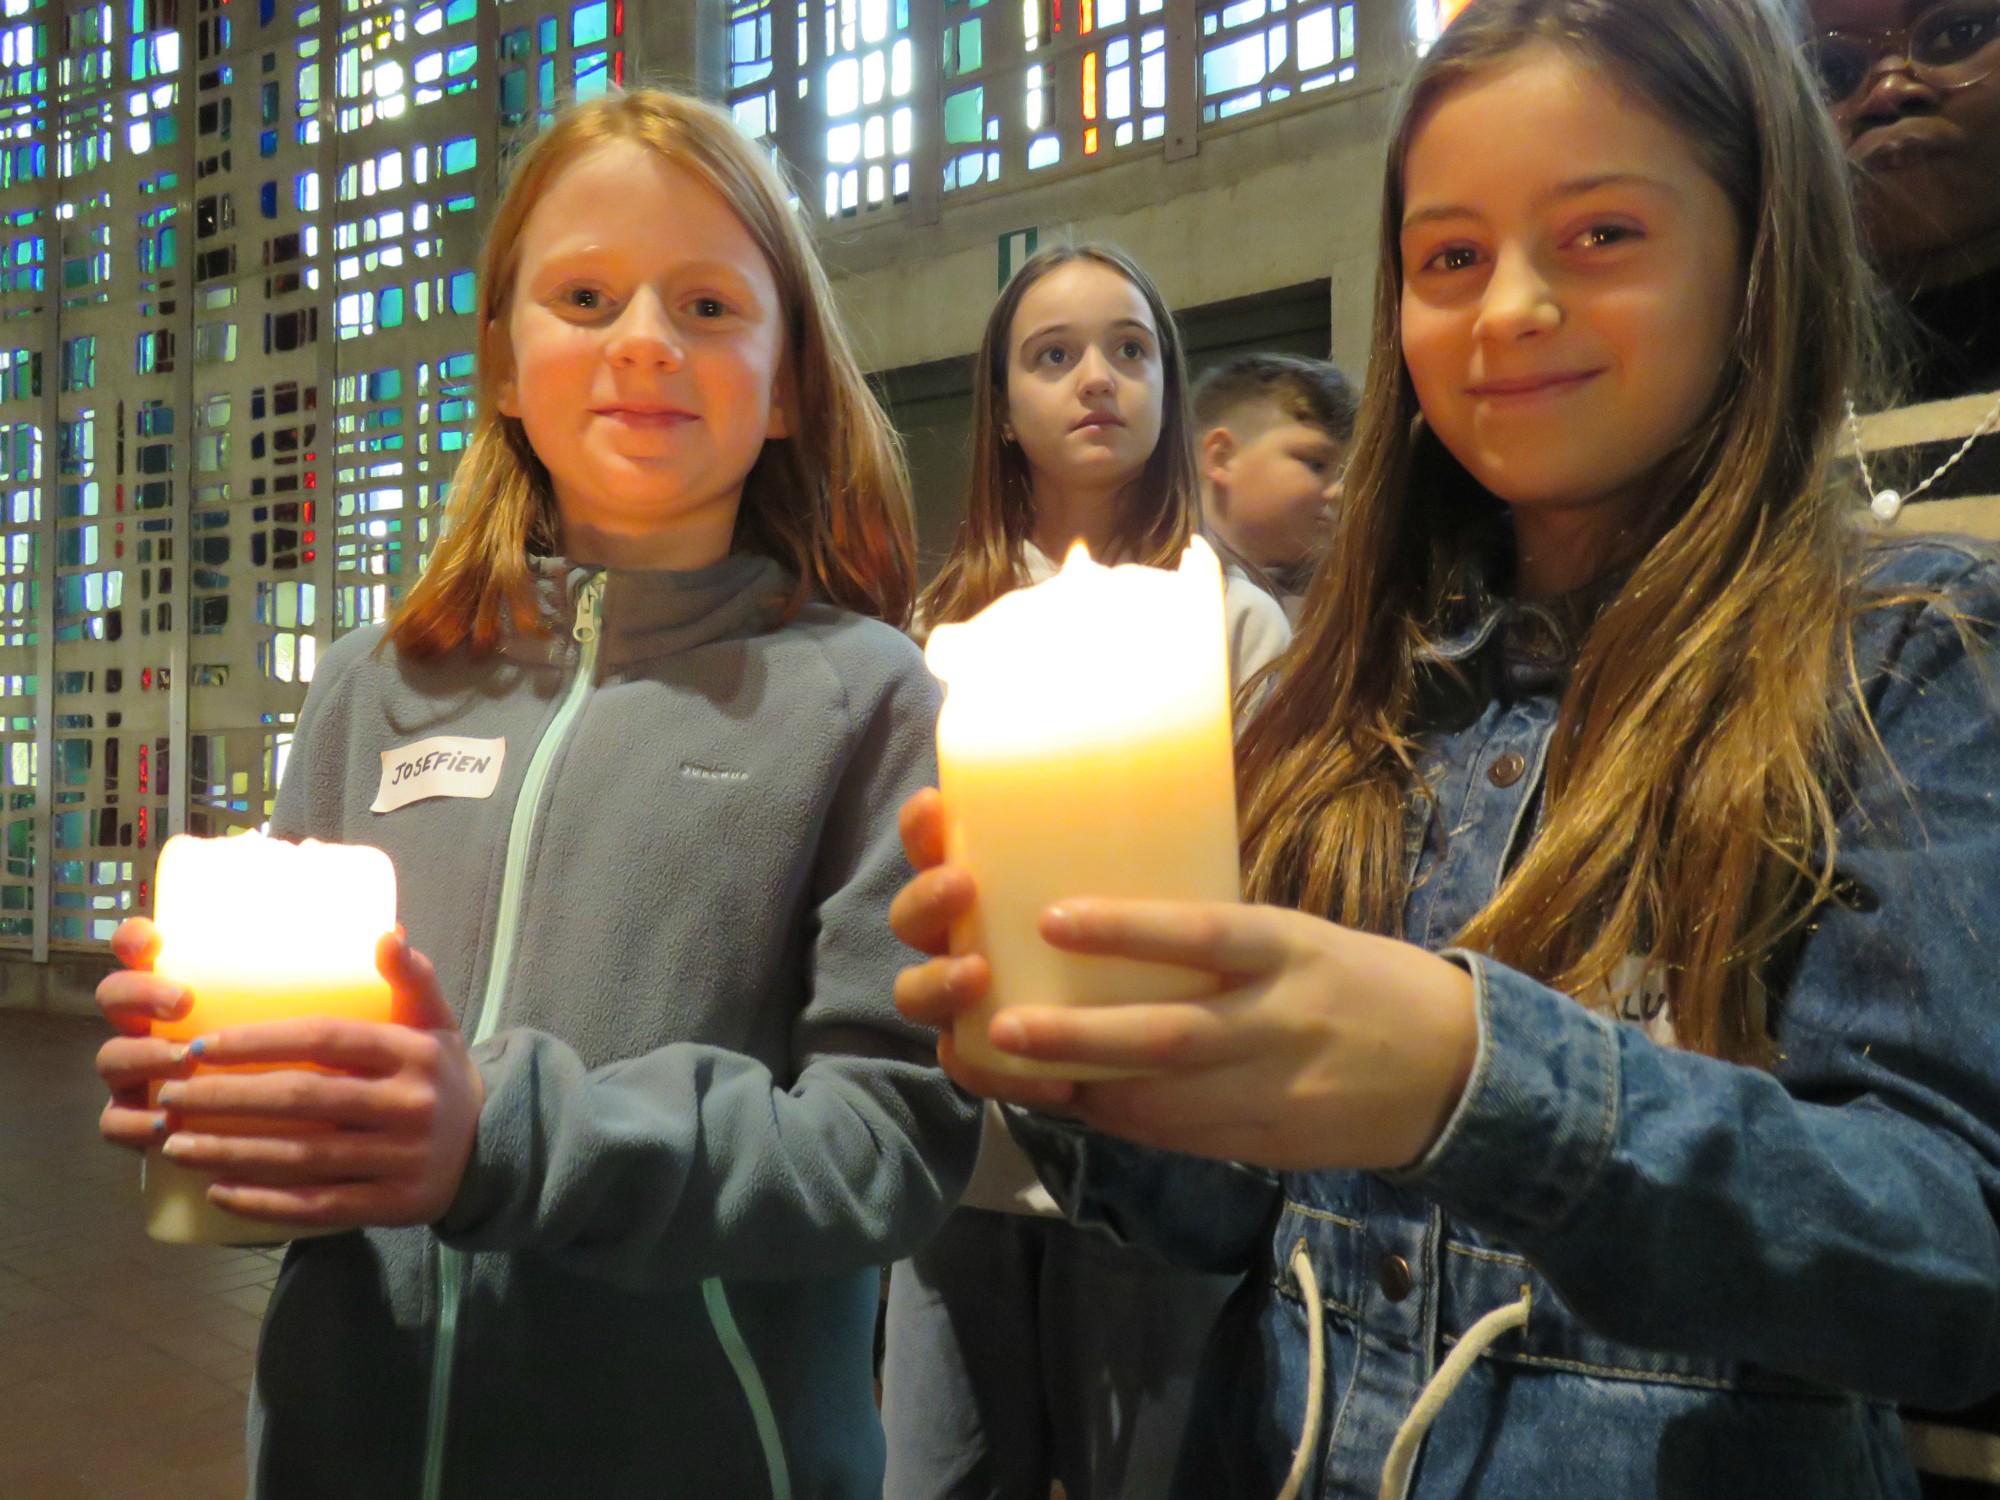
[1276,1242,1327,1500]
[1377,1286,1533,1500]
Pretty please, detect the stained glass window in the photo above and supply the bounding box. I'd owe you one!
[731,0,1385,218]
[0,0,623,953]
[1199,2,1358,122]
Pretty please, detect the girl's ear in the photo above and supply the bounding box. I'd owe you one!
[486,321,522,419]
[764,352,796,440]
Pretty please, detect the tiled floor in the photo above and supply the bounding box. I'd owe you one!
[0,1010,1076,1500]
[0,1011,268,1500]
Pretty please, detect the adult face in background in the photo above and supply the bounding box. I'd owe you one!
[1805,0,2000,289]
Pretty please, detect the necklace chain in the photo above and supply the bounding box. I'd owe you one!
[1848,389,2000,522]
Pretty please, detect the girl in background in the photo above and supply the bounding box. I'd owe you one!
[883,244,1288,1500]
[94,88,978,1500]
[893,2,2000,1495]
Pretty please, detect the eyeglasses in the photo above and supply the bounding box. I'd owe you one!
[1807,0,2000,106]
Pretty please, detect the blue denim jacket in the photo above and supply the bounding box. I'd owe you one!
[1011,536,2000,1500]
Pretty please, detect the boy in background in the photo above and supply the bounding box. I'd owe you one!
[1195,354,1357,621]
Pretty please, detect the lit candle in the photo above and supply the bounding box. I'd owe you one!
[925,539,1242,1080]
[144,830,399,1244]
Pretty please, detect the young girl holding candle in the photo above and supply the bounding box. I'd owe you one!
[91,88,978,1500]
[881,245,1288,1500]
[892,1,2000,1496]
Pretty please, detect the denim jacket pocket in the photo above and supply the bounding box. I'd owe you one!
[1259,1202,1912,1500]
[1435,1232,1841,1397]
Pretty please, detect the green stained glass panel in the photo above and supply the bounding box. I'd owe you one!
[943,84,983,144]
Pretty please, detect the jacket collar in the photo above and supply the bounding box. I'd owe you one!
[1417,549,1631,711]
[497,553,795,668]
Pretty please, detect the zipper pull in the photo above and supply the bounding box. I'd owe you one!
[573,573,604,645]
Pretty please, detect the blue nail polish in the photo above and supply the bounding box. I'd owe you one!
[153,1115,169,1134]
[186,1038,206,1059]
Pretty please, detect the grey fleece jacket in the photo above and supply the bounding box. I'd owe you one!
[253,553,979,1500]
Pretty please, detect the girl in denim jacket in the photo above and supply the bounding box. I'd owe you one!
[891,0,2000,1496]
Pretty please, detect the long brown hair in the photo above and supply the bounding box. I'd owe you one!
[1238,0,1874,1062]
[917,244,1199,628]
[388,88,916,656]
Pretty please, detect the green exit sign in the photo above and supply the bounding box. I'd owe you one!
[999,226,1039,288]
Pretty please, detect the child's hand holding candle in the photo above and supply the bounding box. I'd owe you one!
[901,538,1476,1166]
[889,788,1480,1173]
[94,831,484,1243]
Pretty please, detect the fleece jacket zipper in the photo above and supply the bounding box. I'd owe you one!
[419,571,604,1500]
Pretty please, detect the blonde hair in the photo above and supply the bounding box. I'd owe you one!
[388,88,916,656]
[1238,0,1877,1063]
[917,244,1198,629]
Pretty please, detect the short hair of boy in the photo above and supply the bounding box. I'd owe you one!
[1192,354,1359,441]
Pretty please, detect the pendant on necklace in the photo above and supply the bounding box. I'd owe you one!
[1870,488,1904,522]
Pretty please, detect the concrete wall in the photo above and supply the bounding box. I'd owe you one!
[0,951,115,1017]
[822,76,1402,384]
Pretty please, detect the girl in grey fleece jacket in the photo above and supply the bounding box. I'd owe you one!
[93,90,978,1500]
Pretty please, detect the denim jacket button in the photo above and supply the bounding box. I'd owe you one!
[1378,1253,1414,1302]
[1487,751,1528,787]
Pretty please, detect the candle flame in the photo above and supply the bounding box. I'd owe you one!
[925,537,1228,756]
[153,829,399,985]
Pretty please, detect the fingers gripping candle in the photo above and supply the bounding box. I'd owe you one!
[145,830,398,1244]
[925,539,1242,1080]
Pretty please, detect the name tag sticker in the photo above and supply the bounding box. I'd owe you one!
[371,735,505,814]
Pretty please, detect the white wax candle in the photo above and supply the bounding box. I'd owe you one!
[925,539,1242,1080]
[145,830,399,1245]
